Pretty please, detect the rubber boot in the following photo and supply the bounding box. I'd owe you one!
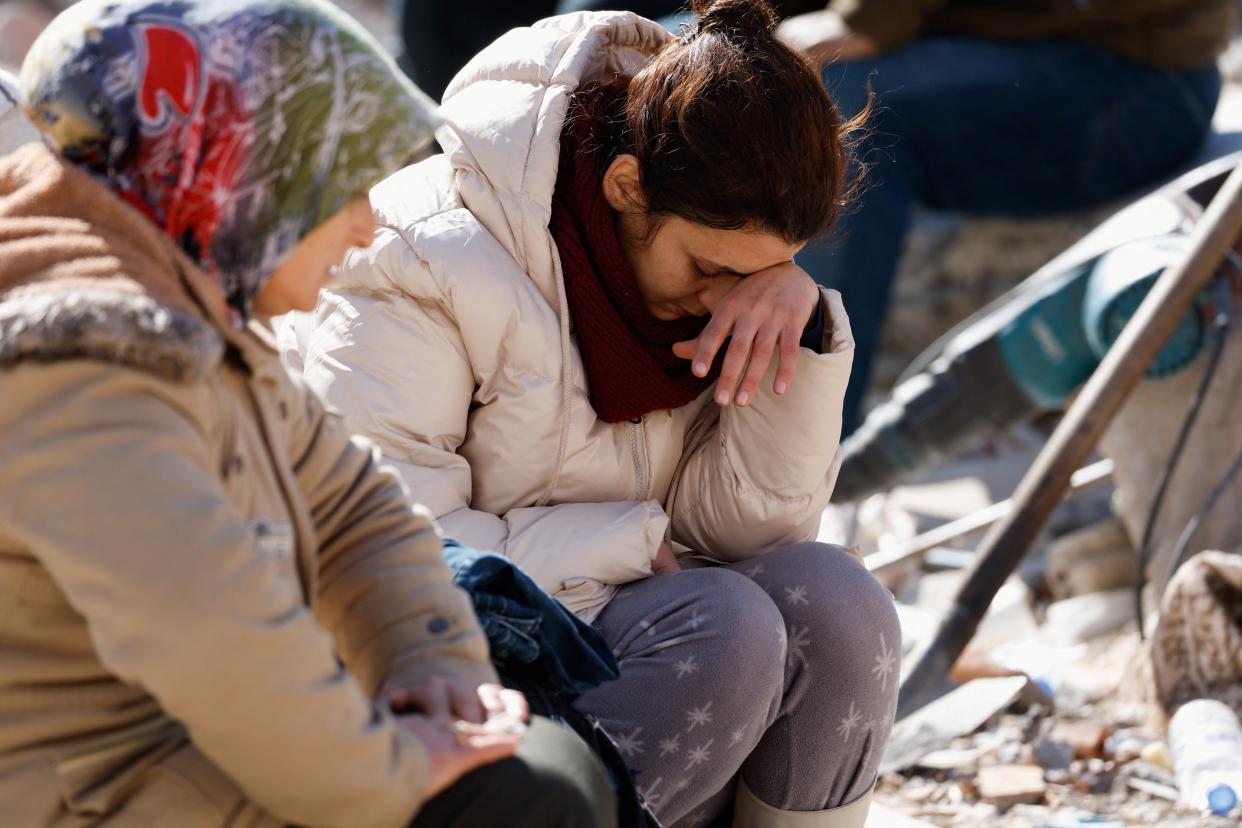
[732,779,873,828]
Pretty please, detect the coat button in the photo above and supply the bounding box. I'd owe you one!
[427,617,449,635]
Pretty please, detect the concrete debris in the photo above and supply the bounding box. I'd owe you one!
[1042,590,1133,646]
[1125,777,1180,802]
[1047,720,1107,760]
[875,622,1241,827]
[1102,728,1150,764]
[1045,518,1136,601]
[1033,738,1074,771]
[916,748,986,772]
[882,675,1035,774]
[976,765,1047,809]
[1139,740,1173,771]
[866,803,939,827]
[1041,815,1125,828]
[870,440,1238,826]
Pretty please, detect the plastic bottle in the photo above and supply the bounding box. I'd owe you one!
[1169,699,1242,817]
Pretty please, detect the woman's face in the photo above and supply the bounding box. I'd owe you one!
[254,197,376,316]
[603,155,803,320]
[619,213,804,320]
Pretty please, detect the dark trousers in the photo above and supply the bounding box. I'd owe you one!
[392,1,557,101]
[799,38,1221,433]
[409,717,618,827]
[391,0,684,100]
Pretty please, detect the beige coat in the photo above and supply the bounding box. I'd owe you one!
[283,12,854,621]
[0,143,496,828]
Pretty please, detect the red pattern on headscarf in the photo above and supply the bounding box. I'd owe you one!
[130,24,250,262]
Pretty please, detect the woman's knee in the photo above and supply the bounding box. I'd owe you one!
[762,543,900,678]
[687,568,788,667]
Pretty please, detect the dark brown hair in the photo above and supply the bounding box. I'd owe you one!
[617,0,863,244]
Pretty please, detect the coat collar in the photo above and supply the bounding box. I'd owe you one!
[0,142,279,383]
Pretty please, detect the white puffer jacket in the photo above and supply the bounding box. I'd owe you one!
[283,11,854,621]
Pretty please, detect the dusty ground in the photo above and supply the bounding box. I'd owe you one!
[836,428,1240,827]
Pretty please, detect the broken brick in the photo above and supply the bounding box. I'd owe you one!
[1049,720,1108,759]
[976,764,1047,809]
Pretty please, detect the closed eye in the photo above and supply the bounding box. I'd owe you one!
[695,257,749,280]
[694,259,744,280]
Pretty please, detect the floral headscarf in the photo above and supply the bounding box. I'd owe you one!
[20,0,438,319]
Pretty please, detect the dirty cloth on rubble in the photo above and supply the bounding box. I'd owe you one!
[1151,549,1242,719]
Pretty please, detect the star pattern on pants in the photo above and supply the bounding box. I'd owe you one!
[872,631,897,694]
[837,700,861,742]
[674,654,700,679]
[787,625,812,669]
[638,776,664,810]
[784,584,809,606]
[685,701,713,731]
[685,738,714,771]
[658,735,682,757]
[615,727,645,758]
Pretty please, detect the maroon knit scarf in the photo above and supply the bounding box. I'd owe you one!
[550,84,716,423]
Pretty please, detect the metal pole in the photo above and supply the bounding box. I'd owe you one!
[897,162,1242,720]
[865,459,1114,577]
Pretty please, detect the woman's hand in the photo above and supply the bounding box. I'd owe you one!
[387,677,529,728]
[396,713,519,799]
[776,10,880,66]
[652,541,683,575]
[673,262,820,407]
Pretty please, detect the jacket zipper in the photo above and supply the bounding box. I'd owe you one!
[628,417,649,501]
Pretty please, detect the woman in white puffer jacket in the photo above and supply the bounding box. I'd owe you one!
[284,2,898,825]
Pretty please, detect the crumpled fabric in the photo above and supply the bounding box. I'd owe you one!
[443,539,659,826]
[20,0,438,320]
[443,538,620,696]
[1150,549,1242,718]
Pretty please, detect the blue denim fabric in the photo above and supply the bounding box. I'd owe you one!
[798,37,1222,434]
[442,539,619,697]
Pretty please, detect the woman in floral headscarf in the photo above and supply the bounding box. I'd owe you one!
[0,1,615,826]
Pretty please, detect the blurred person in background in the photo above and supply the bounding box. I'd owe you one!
[0,1,614,826]
[783,0,1235,433]
[0,68,40,152]
[394,0,1235,433]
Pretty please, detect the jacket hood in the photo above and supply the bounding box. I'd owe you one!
[0,142,228,382]
[436,11,670,309]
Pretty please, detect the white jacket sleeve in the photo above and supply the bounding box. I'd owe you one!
[669,288,854,560]
[288,279,664,605]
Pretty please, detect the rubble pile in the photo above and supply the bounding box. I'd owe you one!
[873,635,1238,827]
[828,434,1242,827]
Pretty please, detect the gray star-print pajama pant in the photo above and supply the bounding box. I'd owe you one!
[574,542,900,827]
